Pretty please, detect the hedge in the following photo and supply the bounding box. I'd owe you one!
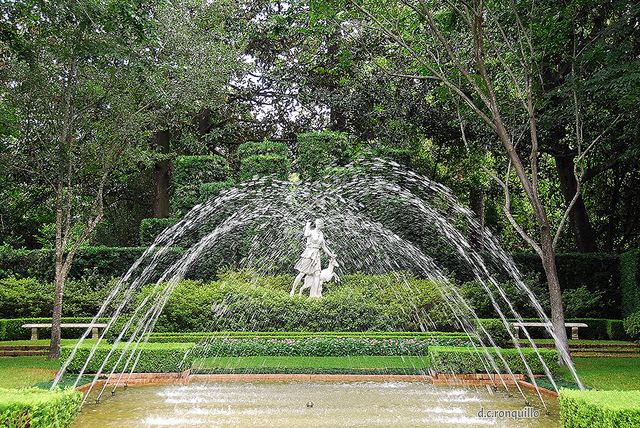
[559,388,640,427]
[237,140,288,159]
[60,342,196,374]
[620,249,640,317]
[146,331,470,343]
[240,154,289,182]
[429,346,560,375]
[172,155,230,217]
[139,218,179,246]
[193,336,437,357]
[0,387,82,428]
[0,317,110,341]
[0,247,185,282]
[296,131,352,180]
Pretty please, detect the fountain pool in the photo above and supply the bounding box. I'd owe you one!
[71,381,559,427]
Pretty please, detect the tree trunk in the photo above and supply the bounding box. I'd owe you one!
[554,154,598,252]
[49,188,65,360]
[153,129,171,219]
[539,230,572,365]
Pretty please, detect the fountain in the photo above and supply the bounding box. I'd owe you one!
[53,158,581,426]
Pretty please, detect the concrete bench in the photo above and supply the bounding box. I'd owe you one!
[22,323,108,341]
[511,322,588,340]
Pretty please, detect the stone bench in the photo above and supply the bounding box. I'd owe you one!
[511,322,588,340]
[22,323,108,341]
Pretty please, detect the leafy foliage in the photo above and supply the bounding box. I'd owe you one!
[0,387,82,428]
[559,389,640,428]
[60,342,196,374]
[623,311,640,342]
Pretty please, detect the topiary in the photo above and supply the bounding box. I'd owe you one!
[623,311,640,341]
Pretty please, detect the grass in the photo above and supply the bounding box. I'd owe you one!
[558,357,640,391]
[195,355,431,370]
[0,356,61,389]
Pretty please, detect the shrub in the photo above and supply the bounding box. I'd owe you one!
[237,140,288,159]
[154,271,459,333]
[139,218,180,246]
[0,275,122,321]
[624,311,640,341]
[474,318,516,348]
[559,388,640,428]
[296,131,352,180]
[429,346,559,375]
[200,180,236,202]
[60,342,196,374]
[240,154,289,182]
[0,387,82,428]
[172,155,230,217]
[620,249,640,317]
[193,336,439,357]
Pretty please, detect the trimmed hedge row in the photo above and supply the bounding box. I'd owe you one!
[620,249,640,318]
[559,388,640,427]
[172,155,230,217]
[429,346,560,375]
[0,387,82,428]
[193,337,436,357]
[0,317,111,341]
[146,331,470,343]
[60,342,196,374]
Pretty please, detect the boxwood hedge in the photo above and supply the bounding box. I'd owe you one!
[60,342,196,374]
[429,346,559,375]
[559,388,640,427]
[0,387,82,428]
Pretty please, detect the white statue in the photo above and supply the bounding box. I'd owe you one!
[290,219,337,298]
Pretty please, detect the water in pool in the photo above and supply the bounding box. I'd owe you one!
[71,381,560,427]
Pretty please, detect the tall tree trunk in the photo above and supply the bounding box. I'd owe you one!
[554,154,597,252]
[153,129,171,219]
[49,183,65,360]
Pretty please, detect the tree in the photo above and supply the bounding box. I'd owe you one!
[140,0,249,218]
[1,0,155,359]
[314,0,620,365]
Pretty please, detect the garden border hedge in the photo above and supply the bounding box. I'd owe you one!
[60,342,196,374]
[559,388,640,427]
[0,387,82,428]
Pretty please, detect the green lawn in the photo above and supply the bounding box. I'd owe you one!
[558,357,640,390]
[195,355,432,370]
[0,356,61,389]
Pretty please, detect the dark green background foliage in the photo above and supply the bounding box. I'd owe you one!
[172,155,230,217]
[623,311,640,341]
[295,131,352,180]
[0,317,111,341]
[0,247,185,283]
[619,249,640,317]
[139,218,180,246]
